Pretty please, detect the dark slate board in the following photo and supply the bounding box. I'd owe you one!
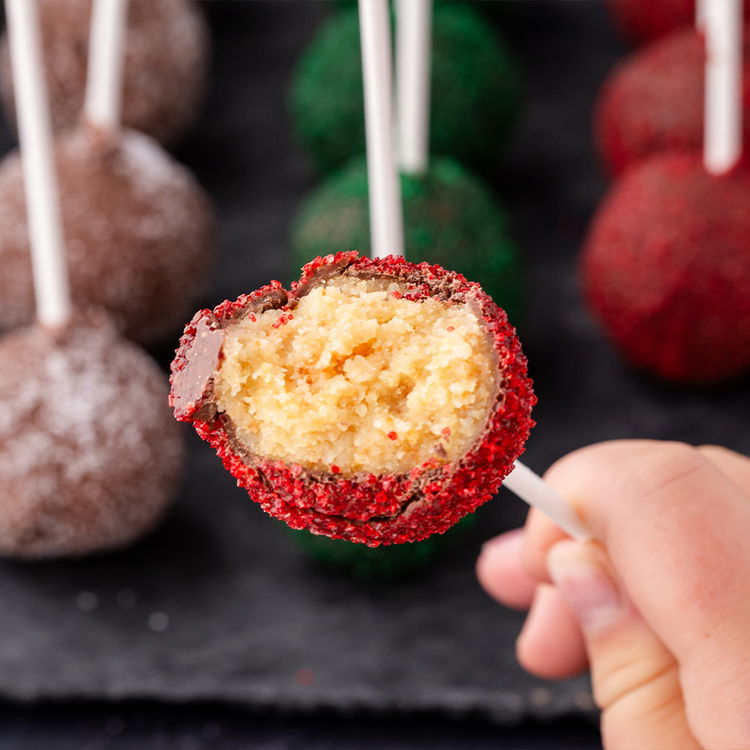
[0,0,748,725]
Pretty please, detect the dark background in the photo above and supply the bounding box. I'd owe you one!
[1,1,748,748]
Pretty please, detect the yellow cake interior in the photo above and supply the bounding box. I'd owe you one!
[214,276,497,475]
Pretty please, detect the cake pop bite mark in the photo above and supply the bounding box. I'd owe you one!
[170,252,536,546]
[0,0,210,145]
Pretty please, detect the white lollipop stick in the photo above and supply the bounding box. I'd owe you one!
[703,0,743,174]
[396,0,432,175]
[359,0,404,258]
[504,461,591,542]
[85,0,129,132]
[696,0,707,31]
[6,0,71,328]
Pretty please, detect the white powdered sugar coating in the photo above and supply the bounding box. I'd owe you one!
[0,315,184,559]
[0,126,214,343]
[0,0,210,145]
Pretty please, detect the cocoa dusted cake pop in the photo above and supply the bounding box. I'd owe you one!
[0,312,183,559]
[289,4,521,175]
[595,26,750,176]
[582,151,750,385]
[0,0,210,145]
[170,252,535,546]
[290,156,523,322]
[0,125,215,344]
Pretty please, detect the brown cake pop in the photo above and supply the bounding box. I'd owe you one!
[0,124,215,344]
[0,311,184,559]
[0,0,209,145]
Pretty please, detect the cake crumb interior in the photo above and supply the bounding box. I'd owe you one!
[214,276,497,475]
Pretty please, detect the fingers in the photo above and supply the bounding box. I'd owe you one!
[542,440,750,750]
[516,583,588,680]
[548,541,700,750]
[476,529,537,610]
[521,507,567,584]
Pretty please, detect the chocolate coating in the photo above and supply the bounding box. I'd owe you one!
[171,252,536,546]
[0,313,184,559]
[0,125,215,344]
[0,0,210,145]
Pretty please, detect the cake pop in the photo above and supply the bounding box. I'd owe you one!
[0,0,210,145]
[0,312,184,559]
[595,26,750,176]
[607,0,750,44]
[0,124,215,344]
[581,151,750,385]
[0,0,183,560]
[290,156,523,322]
[170,252,535,546]
[289,4,521,175]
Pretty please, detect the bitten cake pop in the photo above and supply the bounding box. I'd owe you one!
[0,0,210,145]
[290,156,523,322]
[170,252,535,546]
[595,26,750,177]
[606,0,750,44]
[0,125,215,343]
[0,0,183,559]
[289,4,520,175]
[582,152,750,385]
[0,313,184,558]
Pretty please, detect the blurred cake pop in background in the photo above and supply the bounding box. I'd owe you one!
[289,4,521,175]
[0,0,210,145]
[595,25,750,176]
[290,156,523,322]
[0,125,215,344]
[0,313,184,559]
[581,151,750,386]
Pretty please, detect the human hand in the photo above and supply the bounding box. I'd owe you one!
[476,441,750,750]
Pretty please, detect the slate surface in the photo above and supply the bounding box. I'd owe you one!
[0,0,748,729]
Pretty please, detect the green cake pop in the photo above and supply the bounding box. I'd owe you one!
[289,4,521,175]
[290,155,523,323]
[291,515,476,582]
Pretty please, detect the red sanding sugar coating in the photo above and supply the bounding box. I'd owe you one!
[595,26,750,177]
[582,151,750,385]
[607,0,696,44]
[170,252,536,546]
[607,0,750,44]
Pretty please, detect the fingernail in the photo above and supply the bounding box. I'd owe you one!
[547,543,624,632]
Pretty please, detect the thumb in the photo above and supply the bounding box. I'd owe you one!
[547,541,700,750]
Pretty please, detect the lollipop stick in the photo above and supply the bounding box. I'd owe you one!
[359,0,404,258]
[85,0,128,133]
[396,0,432,175]
[6,0,71,328]
[703,0,742,174]
[503,460,591,542]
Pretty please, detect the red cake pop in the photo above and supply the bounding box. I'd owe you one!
[0,124,215,343]
[170,252,535,546]
[607,0,750,44]
[595,26,750,177]
[0,0,210,145]
[581,151,750,385]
